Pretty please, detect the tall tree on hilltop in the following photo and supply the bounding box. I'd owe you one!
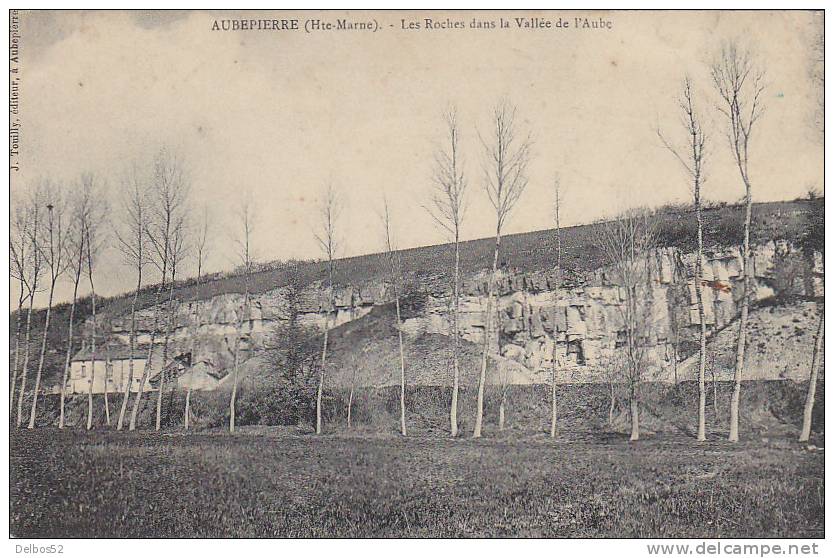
[313,183,342,435]
[473,99,532,439]
[425,105,468,437]
[711,40,766,443]
[658,77,709,441]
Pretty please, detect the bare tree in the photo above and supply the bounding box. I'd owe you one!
[425,105,467,437]
[799,306,823,442]
[799,15,823,444]
[156,220,188,431]
[115,167,149,430]
[15,191,44,427]
[658,77,709,441]
[711,40,766,442]
[129,148,189,431]
[596,208,658,441]
[473,99,532,438]
[9,198,34,414]
[550,175,564,438]
[381,197,407,436]
[58,182,91,428]
[78,175,109,430]
[229,193,255,434]
[185,206,209,430]
[346,340,360,430]
[28,181,70,429]
[313,183,341,435]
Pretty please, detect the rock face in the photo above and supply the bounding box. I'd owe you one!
[101,240,823,386]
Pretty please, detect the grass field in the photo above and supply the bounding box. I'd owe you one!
[10,428,823,538]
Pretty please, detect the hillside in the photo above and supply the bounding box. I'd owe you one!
[9,198,824,393]
[97,198,823,317]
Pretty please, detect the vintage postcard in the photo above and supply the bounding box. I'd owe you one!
[7,8,825,548]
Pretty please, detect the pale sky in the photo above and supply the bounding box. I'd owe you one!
[11,10,824,307]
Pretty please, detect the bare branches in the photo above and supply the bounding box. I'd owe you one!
[195,205,210,280]
[658,77,708,194]
[114,164,149,273]
[314,181,342,436]
[146,148,190,278]
[426,105,467,240]
[710,40,766,182]
[314,182,342,269]
[595,207,658,441]
[480,99,532,233]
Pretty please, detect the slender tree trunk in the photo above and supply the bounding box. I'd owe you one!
[184,299,200,431]
[316,269,334,435]
[474,234,501,438]
[695,195,707,442]
[86,337,96,430]
[550,363,558,438]
[86,287,98,431]
[799,308,824,443]
[229,290,250,434]
[10,290,25,415]
[629,394,640,441]
[128,277,166,431]
[16,289,36,427]
[608,382,616,426]
[59,269,83,429]
[728,186,752,442]
[316,324,328,435]
[712,353,719,419]
[395,294,407,436]
[117,272,142,430]
[347,374,355,429]
[28,284,55,429]
[229,336,240,434]
[550,194,562,439]
[103,352,111,426]
[498,390,506,431]
[450,234,461,437]
[672,331,679,384]
[157,277,177,431]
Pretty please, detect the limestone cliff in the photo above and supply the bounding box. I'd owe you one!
[99,239,823,388]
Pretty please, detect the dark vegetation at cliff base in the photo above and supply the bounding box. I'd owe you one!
[28,379,824,442]
[10,428,823,538]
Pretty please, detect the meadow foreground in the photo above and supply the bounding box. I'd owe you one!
[9,428,823,538]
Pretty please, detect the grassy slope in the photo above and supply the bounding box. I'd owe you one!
[88,198,827,316]
[10,429,824,537]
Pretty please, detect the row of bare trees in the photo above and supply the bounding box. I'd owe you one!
[9,149,224,432]
[10,40,821,442]
[656,38,823,443]
[10,176,108,430]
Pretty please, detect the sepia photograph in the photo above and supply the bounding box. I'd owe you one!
[6,7,826,546]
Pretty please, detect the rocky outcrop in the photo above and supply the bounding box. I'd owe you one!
[99,240,823,386]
